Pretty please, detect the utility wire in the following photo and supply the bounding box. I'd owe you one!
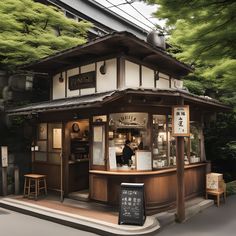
[100,0,154,31]
[124,0,160,30]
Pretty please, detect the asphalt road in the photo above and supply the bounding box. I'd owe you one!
[0,207,96,236]
[157,194,236,236]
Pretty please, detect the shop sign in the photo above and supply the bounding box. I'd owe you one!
[172,106,190,136]
[1,146,8,167]
[110,113,148,128]
[118,183,146,226]
[68,71,96,90]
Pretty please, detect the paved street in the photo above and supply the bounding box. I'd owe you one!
[0,207,96,236]
[1,195,236,236]
[157,195,236,236]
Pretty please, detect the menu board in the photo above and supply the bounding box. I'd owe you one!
[118,183,146,226]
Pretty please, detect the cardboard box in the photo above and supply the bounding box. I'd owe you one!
[206,173,223,190]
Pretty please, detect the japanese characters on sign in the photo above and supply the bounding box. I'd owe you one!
[172,106,190,137]
[1,146,8,167]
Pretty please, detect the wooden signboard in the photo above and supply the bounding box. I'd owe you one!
[172,105,190,137]
[118,183,146,226]
[1,146,8,167]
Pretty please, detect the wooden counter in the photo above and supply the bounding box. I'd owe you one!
[89,163,209,213]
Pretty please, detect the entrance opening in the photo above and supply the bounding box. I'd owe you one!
[68,119,90,196]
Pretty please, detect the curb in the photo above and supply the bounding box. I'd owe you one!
[0,198,160,236]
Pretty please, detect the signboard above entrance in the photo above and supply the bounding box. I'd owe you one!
[68,71,96,90]
[109,113,148,129]
[172,105,190,137]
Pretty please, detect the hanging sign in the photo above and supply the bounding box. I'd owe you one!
[118,183,146,226]
[1,146,8,167]
[172,105,190,137]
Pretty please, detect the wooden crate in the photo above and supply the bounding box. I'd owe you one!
[206,173,223,190]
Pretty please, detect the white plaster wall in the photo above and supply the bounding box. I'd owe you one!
[125,60,140,87]
[81,63,95,73]
[80,88,96,95]
[52,72,65,100]
[67,67,80,97]
[159,72,169,80]
[97,59,117,92]
[141,66,154,88]
[156,78,170,89]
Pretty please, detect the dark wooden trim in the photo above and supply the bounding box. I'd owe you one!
[78,66,81,96]
[169,75,171,88]
[50,75,53,101]
[139,65,142,86]
[65,70,68,98]
[95,62,97,93]
[63,121,70,195]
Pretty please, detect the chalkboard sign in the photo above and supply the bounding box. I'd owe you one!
[118,183,146,226]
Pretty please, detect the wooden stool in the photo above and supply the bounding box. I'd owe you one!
[24,174,47,200]
[206,180,226,207]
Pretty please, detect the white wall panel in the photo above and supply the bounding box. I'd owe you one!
[156,78,170,89]
[80,88,96,95]
[97,59,117,92]
[125,60,140,87]
[81,63,95,73]
[67,67,80,97]
[141,66,154,88]
[52,72,65,100]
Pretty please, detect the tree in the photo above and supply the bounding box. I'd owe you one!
[0,0,92,71]
[146,0,236,107]
[146,0,236,181]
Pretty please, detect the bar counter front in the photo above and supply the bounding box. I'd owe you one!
[90,163,208,212]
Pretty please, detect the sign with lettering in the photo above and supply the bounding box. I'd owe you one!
[172,106,190,136]
[110,113,148,128]
[118,183,146,226]
[1,146,8,167]
[68,71,96,90]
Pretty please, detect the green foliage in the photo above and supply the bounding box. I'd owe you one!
[146,0,236,107]
[0,0,92,70]
[145,0,236,180]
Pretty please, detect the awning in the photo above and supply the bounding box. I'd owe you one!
[7,88,231,116]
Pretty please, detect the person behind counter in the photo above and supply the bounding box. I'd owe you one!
[122,139,134,165]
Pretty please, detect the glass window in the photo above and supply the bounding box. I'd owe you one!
[152,115,168,168]
[109,113,149,168]
[189,123,201,163]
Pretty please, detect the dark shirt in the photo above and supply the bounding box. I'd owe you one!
[122,144,134,165]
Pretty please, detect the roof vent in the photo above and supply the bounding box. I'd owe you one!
[147,30,166,50]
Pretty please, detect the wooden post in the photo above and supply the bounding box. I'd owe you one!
[176,136,185,222]
[176,97,185,222]
[2,167,7,196]
[14,166,20,195]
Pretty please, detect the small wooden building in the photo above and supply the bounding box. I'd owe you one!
[8,32,229,212]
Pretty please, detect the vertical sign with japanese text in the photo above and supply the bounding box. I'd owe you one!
[1,146,8,167]
[172,105,190,137]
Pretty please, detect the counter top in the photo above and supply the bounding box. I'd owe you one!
[89,163,207,176]
[69,158,89,164]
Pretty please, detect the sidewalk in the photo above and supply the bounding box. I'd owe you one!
[0,195,213,236]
